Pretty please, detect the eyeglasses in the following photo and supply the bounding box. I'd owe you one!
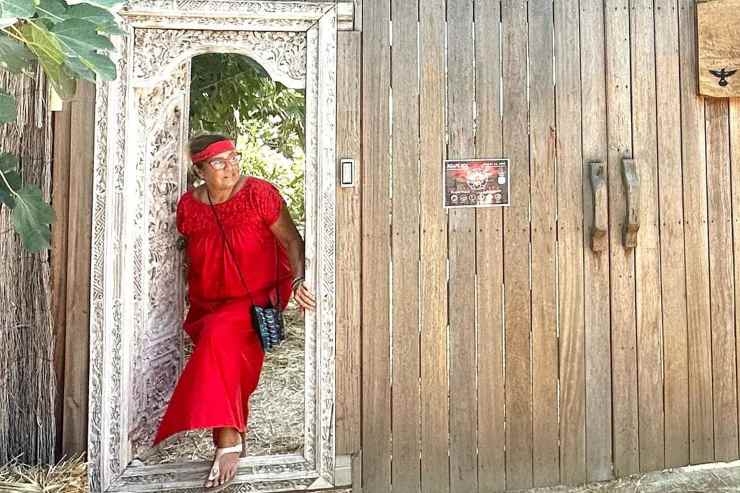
[207,152,242,170]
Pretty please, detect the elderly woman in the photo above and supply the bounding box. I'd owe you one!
[152,134,316,491]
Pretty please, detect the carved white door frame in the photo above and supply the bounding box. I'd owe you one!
[89,2,347,491]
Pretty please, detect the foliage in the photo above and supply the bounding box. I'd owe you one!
[190,53,306,224]
[236,124,305,224]
[190,53,305,159]
[0,0,122,250]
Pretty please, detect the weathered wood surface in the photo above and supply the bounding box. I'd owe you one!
[50,1,740,490]
[360,0,391,490]
[335,31,361,459]
[529,0,559,486]
[419,0,450,491]
[655,0,690,469]
[350,0,361,31]
[679,0,715,465]
[555,0,587,484]
[447,1,477,491]
[580,0,614,481]
[502,1,533,489]
[731,98,740,458]
[705,98,738,461]
[474,0,506,489]
[697,0,740,97]
[630,0,664,473]
[62,81,95,456]
[605,0,639,477]
[51,99,72,460]
[390,0,421,490]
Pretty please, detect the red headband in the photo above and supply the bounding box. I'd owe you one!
[191,139,236,163]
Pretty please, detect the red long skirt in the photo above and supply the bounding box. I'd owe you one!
[152,298,264,445]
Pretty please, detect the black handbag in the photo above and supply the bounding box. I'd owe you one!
[207,190,286,352]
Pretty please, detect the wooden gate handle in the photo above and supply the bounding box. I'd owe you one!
[589,161,607,252]
[622,158,640,249]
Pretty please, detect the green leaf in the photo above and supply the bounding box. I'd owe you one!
[82,50,115,79]
[0,152,22,208]
[0,33,34,73]
[36,0,66,22]
[63,50,115,82]
[0,0,34,19]
[20,21,65,64]
[0,171,22,207]
[71,0,124,10]
[46,19,117,81]
[65,3,124,35]
[20,22,77,98]
[64,54,95,80]
[0,90,16,123]
[11,184,54,251]
[0,152,18,173]
[39,54,77,97]
[51,18,114,53]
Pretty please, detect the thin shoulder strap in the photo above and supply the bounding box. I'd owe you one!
[207,187,281,308]
[207,189,256,306]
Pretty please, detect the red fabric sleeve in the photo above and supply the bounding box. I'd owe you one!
[251,179,284,226]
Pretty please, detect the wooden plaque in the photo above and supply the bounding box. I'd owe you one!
[698,0,740,97]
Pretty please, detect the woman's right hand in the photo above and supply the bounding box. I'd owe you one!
[293,281,316,312]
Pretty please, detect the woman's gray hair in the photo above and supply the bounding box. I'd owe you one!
[188,133,232,166]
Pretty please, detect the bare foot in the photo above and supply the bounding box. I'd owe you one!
[205,427,241,488]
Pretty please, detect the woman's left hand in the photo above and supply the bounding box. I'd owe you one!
[294,282,316,312]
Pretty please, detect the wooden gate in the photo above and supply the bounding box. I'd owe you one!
[49,0,740,491]
[334,0,740,491]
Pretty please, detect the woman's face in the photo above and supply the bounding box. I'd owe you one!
[196,149,242,190]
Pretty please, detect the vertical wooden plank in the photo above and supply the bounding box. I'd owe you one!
[474,0,505,490]
[354,0,362,32]
[390,0,421,490]
[580,0,613,482]
[678,0,715,465]
[51,105,72,459]
[554,0,587,484]
[528,1,559,487]
[336,31,362,457]
[630,0,665,473]
[361,0,392,490]
[352,452,363,493]
[419,0,450,490]
[605,0,639,476]
[62,81,95,455]
[502,1,533,488]
[447,0,477,490]
[655,0,690,469]
[731,98,740,457]
[705,98,738,461]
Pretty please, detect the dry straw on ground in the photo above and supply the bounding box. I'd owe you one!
[0,455,87,493]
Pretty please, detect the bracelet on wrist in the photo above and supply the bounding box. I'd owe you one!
[291,277,305,291]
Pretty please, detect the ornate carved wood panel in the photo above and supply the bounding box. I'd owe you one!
[128,60,190,456]
[89,3,342,492]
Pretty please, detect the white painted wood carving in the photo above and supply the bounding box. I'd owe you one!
[89,2,343,491]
